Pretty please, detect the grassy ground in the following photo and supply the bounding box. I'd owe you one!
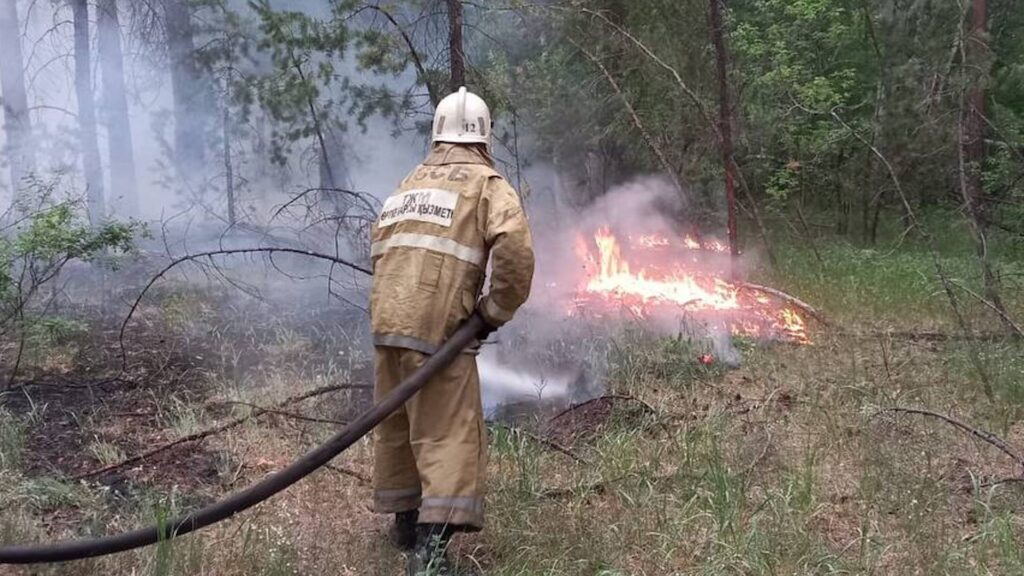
[1,220,1023,575]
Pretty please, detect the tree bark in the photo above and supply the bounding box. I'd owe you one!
[97,0,138,217]
[72,0,106,224]
[870,189,883,244]
[860,0,885,244]
[0,0,36,202]
[962,0,986,211]
[447,0,465,92]
[960,0,989,243]
[958,0,1016,337]
[707,0,739,260]
[164,0,206,176]
[834,152,849,235]
[223,103,235,225]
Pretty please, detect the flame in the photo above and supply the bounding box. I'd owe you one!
[574,228,809,343]
[704,239,730,253]
[776,308,809,343]
[587,228,739,311]
[682,234,729,253]
[633,234,670,248]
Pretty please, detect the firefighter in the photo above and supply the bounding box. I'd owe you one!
[370,86,535,574]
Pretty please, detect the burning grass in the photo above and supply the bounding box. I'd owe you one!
[573,228,810,343]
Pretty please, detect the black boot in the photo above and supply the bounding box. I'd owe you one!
[406,524,455,576]
[389,510,418,551]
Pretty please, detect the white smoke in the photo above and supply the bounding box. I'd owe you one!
[473,171,744,413]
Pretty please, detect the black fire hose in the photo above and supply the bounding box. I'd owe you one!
[0,314,486,564]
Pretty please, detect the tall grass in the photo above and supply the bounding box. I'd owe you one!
[757,210,1024,330]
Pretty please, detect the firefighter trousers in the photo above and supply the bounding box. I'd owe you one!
[372,346,487,530]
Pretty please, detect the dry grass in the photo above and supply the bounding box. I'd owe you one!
[476,328,1024,575]
[6,328,1012,576]
[1,238,1023,575]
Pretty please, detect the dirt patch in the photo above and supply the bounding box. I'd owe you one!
[2,282,374,490]
[4,363,218,491]
[544,395,654,448]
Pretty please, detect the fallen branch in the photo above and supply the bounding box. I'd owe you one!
[872,407,1024,472]
[118,247,371,370]
[541,476,618,500]
[494,423,591,465]
[979,476,1024,489]
[73,383,367,481]
[834,330,1008,342]
[541,469,701,500]
[738,283,829,326]
[549,394,658,424]
[324,464,372,485]
[2,375,129,394]
[946,278,1024,339]
[216,401,350,426]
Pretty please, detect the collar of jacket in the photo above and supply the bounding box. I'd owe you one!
[423,143,493,167]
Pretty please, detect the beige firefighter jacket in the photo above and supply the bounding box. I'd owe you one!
[370,143,535,354]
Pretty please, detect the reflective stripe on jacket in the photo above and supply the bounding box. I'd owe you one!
[370,143,535,353]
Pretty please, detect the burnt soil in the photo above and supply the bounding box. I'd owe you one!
[1,288,374,521]
[3,316,223,495]
[545,395,656,448]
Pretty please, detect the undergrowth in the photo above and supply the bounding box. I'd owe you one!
[1,228,1023,575]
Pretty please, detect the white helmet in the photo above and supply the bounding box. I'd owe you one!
[432,87,491,149]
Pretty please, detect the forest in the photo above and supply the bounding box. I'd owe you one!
[0,0,1023,574]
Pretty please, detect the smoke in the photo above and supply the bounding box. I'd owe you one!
[0,1,427,223]
[0,0,743,418]
[472,172,743,412]
[519,171,736,316]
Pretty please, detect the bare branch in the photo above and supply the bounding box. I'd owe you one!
[569,38,683,196]
[362,4,441,106]
[73,383,369,481]
[118,248,371,370]
[738,283,829,326]
[873,407,1024,473]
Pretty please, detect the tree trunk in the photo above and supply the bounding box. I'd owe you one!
[0,0,36,202]
[870,186,884,244]
[447,0,465,92]
[164,0,205,176]
[834,153,849,235]
[72,0,106,224]
[962,0,986,211]
[860,0,885,245]
[97,0,138,217]
[959,0,1016,337]
[861,151,872,242]
[223,104,235,225]
[707,0,739,260]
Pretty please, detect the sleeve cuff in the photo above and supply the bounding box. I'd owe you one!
[480,296,515,326]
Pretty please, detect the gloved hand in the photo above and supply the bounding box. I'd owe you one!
[473,311,499,342]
